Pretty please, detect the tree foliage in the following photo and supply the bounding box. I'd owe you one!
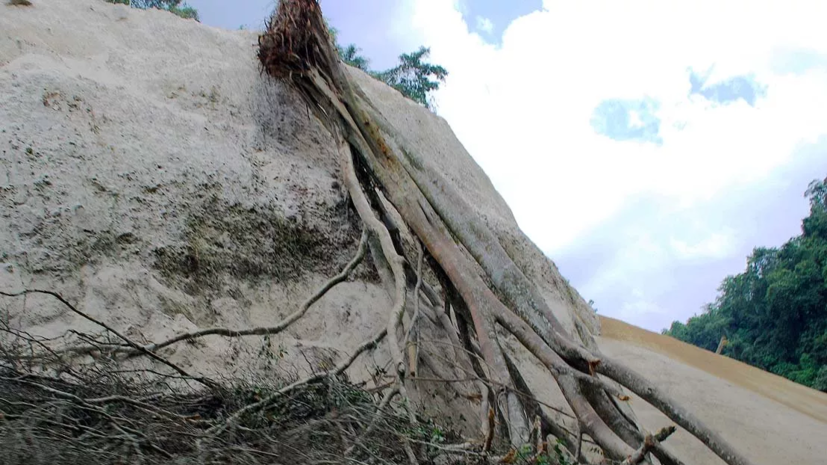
[107,0,199,21]
[338,44,371,71]
[664,176,827,392]
[375,46,448,111]
[327,25,371,71]
[327,24,447,111]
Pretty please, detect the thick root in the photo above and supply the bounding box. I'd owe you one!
[256,2,757,464]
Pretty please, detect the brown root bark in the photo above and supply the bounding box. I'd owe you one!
[256,2,757,465]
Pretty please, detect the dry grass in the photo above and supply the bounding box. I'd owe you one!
[0,317,473,465]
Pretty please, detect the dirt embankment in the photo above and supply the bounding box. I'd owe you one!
[600,316,827,422]
[599,316,827,465]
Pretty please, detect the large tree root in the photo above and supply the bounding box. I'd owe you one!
[256,2,758,465]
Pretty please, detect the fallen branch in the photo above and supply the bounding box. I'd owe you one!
[596,356,753,465]
[621,426,677,465]
[207,328,387,436]
[1,342,443,464]
[0,289,214,390]
[344,385,400,455]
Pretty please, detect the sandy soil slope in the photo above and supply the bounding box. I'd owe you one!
[0,0,396,401]
[0,0,596,439]
[3,1,826,462]
[599,316,827,465]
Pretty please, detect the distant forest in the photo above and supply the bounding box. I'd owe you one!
[664,176,827,392]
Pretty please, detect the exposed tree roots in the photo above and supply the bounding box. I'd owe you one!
[254,1,759,465]
[0,1,759,464]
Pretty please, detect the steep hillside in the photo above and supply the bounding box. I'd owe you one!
[1,0,390,384]
[0,0,598,451]
[599,316,827,465]
[2,1,825,464]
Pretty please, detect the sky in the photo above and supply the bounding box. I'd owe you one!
[188,0,827,332]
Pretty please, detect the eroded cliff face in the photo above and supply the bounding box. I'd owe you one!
[1,0,596,446]
[1,0,598,376]
[3,4,827,465]
[1,0,389,388]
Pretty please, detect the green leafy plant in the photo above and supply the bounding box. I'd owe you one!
[588,299,599,313]
[515,443,534,462]
[535,454,553,465]
[326,21,447,111]
[339,44,371,71]
[428,423,445,444]
[551,438,575,465]
[374,46,447,111]
[327,24,371,71]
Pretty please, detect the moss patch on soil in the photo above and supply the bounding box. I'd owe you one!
[153,197,361,295]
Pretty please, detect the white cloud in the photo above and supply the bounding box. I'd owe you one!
[670,231,735,261]
[475,16,494,34]
[620,289,667,321]
[395,0,827,328]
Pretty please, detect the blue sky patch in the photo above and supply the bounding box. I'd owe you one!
[689,67,767,107]
[458,0,543,43]
[591,97,663,145]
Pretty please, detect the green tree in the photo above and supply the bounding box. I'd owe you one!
[664,176,827,392]
[338,44,371,71]
[804,177,827,238]
[375,47,447,111]
[326,25,371,71]
[326,22,447,111]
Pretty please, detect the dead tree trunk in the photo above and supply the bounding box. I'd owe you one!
[716,335,728,355]
[256,2,757,464]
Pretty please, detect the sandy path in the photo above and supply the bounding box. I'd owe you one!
[598,316,827,465]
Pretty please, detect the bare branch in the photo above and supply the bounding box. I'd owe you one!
[0,289,214,390]
[132,228,368,354]
[207,329,387,436]
[597,356,755,465]
[621,426,677,465]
